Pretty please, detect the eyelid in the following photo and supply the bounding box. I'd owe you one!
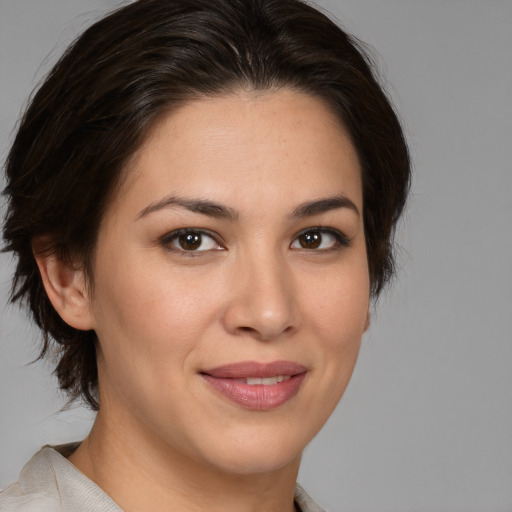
[159,226,350,255]
[290,226,351,250]
[159,228,225,254]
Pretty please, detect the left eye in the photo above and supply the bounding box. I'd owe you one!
[161,230,222,252]
[290,228,347,250]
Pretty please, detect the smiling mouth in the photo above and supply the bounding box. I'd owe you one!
[200,361,307,410]
[236,375,291,385]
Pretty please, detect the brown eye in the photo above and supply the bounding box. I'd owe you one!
[161,229,222,253]
[298,231,322,249]
[290,228,349,251]
[178,232,202,250]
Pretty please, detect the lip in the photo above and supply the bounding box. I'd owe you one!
[201,361,307,411]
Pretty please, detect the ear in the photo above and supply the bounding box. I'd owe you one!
[34,251,95,331]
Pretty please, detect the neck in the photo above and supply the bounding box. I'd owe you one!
[69,410,301,512]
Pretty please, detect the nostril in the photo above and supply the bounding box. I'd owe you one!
[235,323,295,341]
[238,326,258,334]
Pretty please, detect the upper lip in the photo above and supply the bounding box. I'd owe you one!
[201,360,307,379]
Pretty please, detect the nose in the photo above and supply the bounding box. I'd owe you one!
[222,250,298,341]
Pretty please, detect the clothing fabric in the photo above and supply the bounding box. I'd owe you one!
[0,444,325,512]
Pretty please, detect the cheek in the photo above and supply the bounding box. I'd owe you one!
[308,261,369,340]
[304,257,369,385]
[90,253,219,376]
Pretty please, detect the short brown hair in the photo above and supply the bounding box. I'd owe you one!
[2,0,411,409]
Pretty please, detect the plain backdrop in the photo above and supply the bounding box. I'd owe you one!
[1,1,511,511]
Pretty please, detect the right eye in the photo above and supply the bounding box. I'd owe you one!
[160,229,223,253]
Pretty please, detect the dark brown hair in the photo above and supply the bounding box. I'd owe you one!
[2,0,411,409]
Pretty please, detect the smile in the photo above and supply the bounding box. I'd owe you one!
[201,361,307,410]
[240,376,291,385]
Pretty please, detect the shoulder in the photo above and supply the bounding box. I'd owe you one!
[294,483,327,512]
[0,485,57,512]
[0,444,121,512]
[1,446,61,512]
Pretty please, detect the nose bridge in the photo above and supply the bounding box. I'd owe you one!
[224,244,297,340]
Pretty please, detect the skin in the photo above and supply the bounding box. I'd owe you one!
[38,89,370,512]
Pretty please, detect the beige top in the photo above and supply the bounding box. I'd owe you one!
[0,444,325,512]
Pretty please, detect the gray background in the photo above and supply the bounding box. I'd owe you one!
[1,1,511,511]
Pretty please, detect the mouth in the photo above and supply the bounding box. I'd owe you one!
[234,375,292,385]
[200,361,307,411]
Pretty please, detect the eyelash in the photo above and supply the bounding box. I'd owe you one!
[159,229,224,256]
[159,226,350,255]
[292,226,351,251]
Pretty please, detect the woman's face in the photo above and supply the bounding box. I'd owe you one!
[88,89,370,475]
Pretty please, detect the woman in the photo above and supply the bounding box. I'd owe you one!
[0,0,410,510]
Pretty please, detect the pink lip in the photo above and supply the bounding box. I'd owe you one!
[201,361,307,411]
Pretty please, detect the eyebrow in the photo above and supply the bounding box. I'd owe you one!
[136,194,358,221]
[290,195,359,218]
[137,196,239,221]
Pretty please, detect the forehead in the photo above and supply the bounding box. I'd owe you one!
[114,88,362,217]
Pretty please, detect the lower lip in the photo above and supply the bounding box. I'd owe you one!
[201,373,306,411]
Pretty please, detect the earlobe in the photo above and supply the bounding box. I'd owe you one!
[34,251,95,331]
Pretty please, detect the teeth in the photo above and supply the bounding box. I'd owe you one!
[245,375,291,385]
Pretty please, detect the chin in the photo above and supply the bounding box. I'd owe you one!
[196,428,306,476]
[213,449,301,476]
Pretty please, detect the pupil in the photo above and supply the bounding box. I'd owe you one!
[300,231,321,249]
[179,232,201,250]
